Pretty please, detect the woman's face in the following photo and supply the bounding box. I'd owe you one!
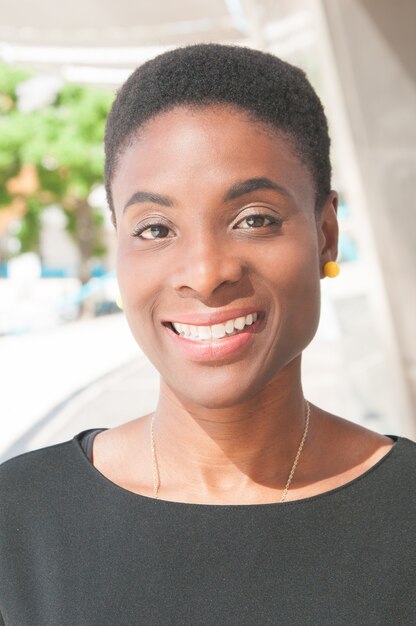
[112,105,338,407]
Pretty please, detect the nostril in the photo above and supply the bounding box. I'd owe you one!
[171,254,243,298]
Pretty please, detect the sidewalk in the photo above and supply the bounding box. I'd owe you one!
[0,313,140,460]
[2,357,160,462]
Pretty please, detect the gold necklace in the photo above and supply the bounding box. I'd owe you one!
[150,400,311,503]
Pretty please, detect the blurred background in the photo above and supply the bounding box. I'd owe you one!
[1,0,415,461]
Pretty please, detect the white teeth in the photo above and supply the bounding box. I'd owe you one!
[225,319,235,334]
[171,312,259,341]
[211,323,227,339]
[199,325,212,340]
[234,316,246,331]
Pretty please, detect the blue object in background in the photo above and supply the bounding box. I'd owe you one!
[40,266,71,278]
[337,202,359,262]
[339,233,359,262]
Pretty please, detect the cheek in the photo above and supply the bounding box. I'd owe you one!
[260,229,321,344]
[282,243,321,349]
[116,243,164,344]
[260,225,320,296]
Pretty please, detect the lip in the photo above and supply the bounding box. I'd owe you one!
[161,307,262,326]
[163,315,261,362]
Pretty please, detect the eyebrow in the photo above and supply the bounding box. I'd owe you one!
[123,176,291,213]
[123,191,173,212]
[223,177,291,202]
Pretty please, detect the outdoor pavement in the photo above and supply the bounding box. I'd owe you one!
[0,266,406,464]
[0,313,141,461]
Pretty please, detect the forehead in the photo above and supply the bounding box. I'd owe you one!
[112,105,315,211]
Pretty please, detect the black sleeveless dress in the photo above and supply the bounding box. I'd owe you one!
[0,431,415,625]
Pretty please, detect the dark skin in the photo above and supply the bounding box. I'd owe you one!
[93,105,392,504]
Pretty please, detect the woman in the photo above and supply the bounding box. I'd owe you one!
[1,44,415,625]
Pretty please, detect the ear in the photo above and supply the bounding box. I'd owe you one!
[317,191,339,279]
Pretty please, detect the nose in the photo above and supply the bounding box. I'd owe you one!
[171,235,243,299]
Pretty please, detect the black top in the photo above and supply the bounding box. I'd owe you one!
[0,431,415,626]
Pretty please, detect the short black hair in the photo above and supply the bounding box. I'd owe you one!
[105,43,331,216]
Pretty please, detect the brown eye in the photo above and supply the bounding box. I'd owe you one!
[133,223,173,240]
[235,214,280,229]
[246,216,269,228]
[142,225,170,239]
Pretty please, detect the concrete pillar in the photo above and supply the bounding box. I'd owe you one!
[313,0,416,436]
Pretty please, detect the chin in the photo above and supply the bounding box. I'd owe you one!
[164,364,274,410]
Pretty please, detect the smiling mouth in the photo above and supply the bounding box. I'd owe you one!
[164,312,258,341]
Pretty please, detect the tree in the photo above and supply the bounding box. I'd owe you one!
[0,64,113,283]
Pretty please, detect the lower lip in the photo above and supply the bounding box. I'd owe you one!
[164,321,260,362]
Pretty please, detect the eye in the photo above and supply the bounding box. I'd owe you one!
[234,213,282,229]
[133,222,173,240]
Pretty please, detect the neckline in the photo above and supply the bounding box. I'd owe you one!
[72,431,405,509]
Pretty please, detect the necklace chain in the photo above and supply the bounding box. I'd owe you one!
[150,400,310,503]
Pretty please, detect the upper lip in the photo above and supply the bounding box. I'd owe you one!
[162,308,262,326]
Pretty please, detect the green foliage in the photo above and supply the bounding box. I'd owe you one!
[0,63,114,272]
[0,64,30,105]
[17,197,42,253]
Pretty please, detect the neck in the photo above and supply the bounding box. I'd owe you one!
[152,357,310,501]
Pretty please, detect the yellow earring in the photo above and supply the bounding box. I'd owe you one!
[116,293,123,309]
[323,261,340,278]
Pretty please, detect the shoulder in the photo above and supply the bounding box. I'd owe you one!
[0,435,90,515]
[301,407,416,499]
[0,439,73,480]
[380,435,416,480]
[0,434,105,568]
